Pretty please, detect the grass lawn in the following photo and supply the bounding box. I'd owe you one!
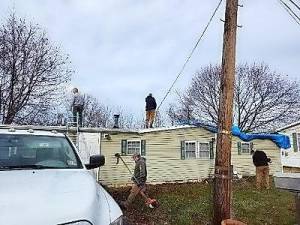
[107,177,296,225]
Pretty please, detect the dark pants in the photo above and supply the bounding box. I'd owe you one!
[73,105,83,127]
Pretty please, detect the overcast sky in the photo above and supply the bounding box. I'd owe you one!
[0,0,299,117]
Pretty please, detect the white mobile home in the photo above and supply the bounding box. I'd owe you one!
[0,124,286,186]
[277,121,300,172]
[98,125,283,186]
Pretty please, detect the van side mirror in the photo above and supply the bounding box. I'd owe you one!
[85,155,105,170]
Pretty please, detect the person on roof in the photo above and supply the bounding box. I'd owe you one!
[251,149,272,189]
[71,88,84,127]
[145,93,157,128]
[122,153,147,209]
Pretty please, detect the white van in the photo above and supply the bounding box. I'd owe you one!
[0,128,123,225]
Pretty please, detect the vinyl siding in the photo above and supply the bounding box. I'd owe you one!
[279,124,300,168]
[231,138,281,176]
[280,124,300,153]
[100,133,142,186]
[97,127,281,187]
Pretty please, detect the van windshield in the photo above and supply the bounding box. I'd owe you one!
[0,134,83,170]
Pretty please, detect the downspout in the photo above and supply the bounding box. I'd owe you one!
[280,148,284,173]
[97,132,102,182]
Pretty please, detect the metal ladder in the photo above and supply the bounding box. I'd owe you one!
[66,113,80,148]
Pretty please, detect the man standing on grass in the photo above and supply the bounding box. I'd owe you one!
[251,149,272,189]
[122,153,147,209]
[145,93,157,128]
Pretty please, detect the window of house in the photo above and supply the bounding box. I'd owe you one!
[183,141,211,159]
[185,141,196,159]
[297,133,300,152]
[241,142,250,154]
[127,140,141,155]
[198,142,210,159]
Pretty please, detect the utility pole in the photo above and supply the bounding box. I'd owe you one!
[213,0,238,224]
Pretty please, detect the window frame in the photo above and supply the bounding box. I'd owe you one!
[198,142,210,159]
[184,141,197,159]
[183,141,211,160]
[126,140,142,155]
[240,142,251,154]
[297,133,300,152]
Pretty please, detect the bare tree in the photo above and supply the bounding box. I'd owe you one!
[83,94,113,128]
[186,65,221,124]
[80,94,144,129]
[118,111,137,129]
[149,110,164,128]
[0,13,72,124]
[115,108,146,129]
[166,104,177,126]
[167,90,195,125]
[172,63,300,131]
[234,63,300,131]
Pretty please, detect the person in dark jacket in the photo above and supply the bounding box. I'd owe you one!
[145,93,157,128]
[122,153,147,208]
[251,149,271,189]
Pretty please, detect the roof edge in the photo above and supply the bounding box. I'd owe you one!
[277,121,300,132]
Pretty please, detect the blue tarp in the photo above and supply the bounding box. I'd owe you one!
[231,125,291,149]
[179,120,291,149]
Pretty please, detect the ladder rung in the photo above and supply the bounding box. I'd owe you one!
[66,116,79,148]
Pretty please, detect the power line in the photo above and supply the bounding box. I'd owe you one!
[279,0,300,24]
[283,0,300,19]
[279,0,300,25]
[288,0,300,11]
[156,0,223,112]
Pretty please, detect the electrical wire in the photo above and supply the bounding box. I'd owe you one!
[279,0,300,25]
[279,0,300,24]
[287,0,300,11]
[156,0,223,112]
[282,0,300,19]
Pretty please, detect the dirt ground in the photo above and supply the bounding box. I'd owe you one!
[107,184,170,225]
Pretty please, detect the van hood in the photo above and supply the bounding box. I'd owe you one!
[0,169,121,225]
